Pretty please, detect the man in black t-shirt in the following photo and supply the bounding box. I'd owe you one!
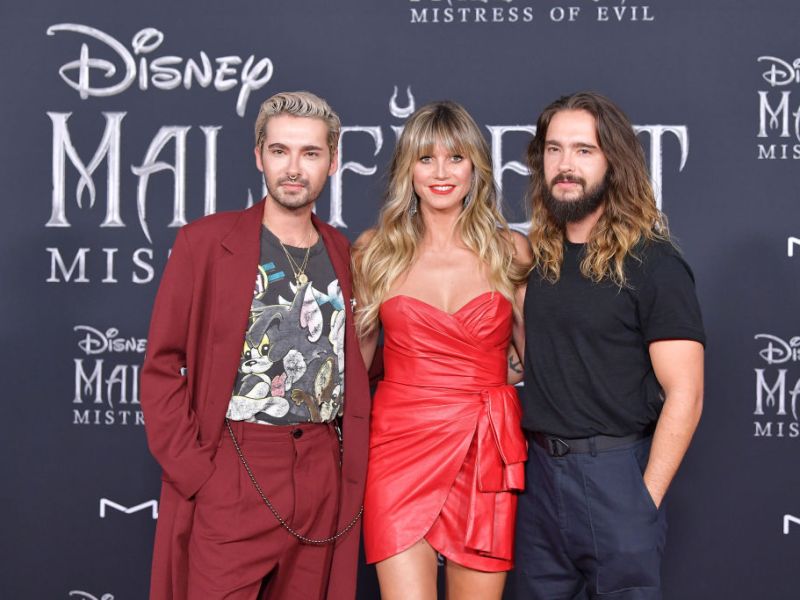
[514,92,704,600]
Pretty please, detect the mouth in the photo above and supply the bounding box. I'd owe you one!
[281,180,306,191]
[429,185,456,195]
[554,176,580,183]
[551,176,584,191]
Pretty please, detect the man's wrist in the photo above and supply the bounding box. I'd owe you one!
[643,473,666,508]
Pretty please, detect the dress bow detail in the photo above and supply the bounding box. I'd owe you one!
[466,385,526,558]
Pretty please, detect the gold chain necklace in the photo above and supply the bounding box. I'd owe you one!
[277,229,314,286]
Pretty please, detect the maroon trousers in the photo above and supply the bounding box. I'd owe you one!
[187,421,342,599]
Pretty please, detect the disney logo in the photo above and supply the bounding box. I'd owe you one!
[758,56,800,87]
[69,592,114,600]
[47,23,273,117]
[74,325,147,355]
[755,334,800,365]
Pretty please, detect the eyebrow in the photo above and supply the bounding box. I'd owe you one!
[266,143,326,152]
[545,140,599,150]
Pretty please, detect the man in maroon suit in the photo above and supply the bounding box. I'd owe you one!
[141,91,370,600]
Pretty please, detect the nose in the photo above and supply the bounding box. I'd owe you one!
[287,153,301,177]
[434,158,448,179]
[557,153,574,173]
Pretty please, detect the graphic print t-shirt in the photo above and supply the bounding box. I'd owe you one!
[226,226,345,425]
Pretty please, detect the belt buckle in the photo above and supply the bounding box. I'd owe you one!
[548,437,570,457]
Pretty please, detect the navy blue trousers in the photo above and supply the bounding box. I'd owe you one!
[514,436,667,599]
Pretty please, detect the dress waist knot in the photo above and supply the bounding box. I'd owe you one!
[466,384,526,556]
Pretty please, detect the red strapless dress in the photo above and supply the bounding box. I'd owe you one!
[363,291,527,572]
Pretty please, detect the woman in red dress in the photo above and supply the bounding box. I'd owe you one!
[352,101,531,599]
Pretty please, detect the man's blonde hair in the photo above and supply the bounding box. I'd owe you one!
[254,91,341,153]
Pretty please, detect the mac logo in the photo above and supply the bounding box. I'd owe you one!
[99,497,158,519]
[783,514,800,535]
[788,237,800,257]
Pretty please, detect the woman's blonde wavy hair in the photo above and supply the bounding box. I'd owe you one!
[527,92,670,287]
[353,100,528,336]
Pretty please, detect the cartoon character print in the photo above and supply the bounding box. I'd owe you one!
[228,331,291,420]
[308,280,345,398]
[321,281,346,403]
[228,275,345,424]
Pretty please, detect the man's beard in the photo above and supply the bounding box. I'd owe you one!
[543,173,608,227]
[265,176,316,211]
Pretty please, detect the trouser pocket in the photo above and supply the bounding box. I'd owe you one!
[581,439,667,594]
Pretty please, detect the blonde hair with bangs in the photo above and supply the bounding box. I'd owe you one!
[353,100,529,336]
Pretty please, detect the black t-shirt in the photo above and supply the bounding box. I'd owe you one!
[521,239,705,438]
[226,226,345,426]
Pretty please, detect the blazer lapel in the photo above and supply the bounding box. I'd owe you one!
[215,203,263,340]
[201,201,265,435]
[313,213,353,303]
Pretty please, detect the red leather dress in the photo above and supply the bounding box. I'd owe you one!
[363,291,527,571]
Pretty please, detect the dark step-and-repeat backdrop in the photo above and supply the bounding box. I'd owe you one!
[1,1,798,598]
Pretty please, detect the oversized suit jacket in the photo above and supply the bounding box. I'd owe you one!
[140,199,370,600]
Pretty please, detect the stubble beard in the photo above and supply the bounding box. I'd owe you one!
[542,173,609,227]
[265,176,318,211]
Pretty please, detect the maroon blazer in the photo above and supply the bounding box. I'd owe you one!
[140,199,370,600]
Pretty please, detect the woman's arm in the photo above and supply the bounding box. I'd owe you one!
[510,231,532,360]
[506,343,524,385]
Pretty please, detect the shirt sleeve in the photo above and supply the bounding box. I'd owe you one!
[637,249,706,346]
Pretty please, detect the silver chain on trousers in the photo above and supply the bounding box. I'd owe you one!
[225,418,363,545]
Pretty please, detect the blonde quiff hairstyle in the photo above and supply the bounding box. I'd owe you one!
[254,91,341,154]
[353,100,529,337]
[527,92,670,287]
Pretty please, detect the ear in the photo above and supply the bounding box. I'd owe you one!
[254,146,264,173]
[328,149,339,176]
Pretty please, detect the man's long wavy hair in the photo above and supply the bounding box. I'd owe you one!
[527,92,670,287]
[353,100,528,337]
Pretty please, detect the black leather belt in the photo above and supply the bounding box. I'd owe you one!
[529,430,649,458]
